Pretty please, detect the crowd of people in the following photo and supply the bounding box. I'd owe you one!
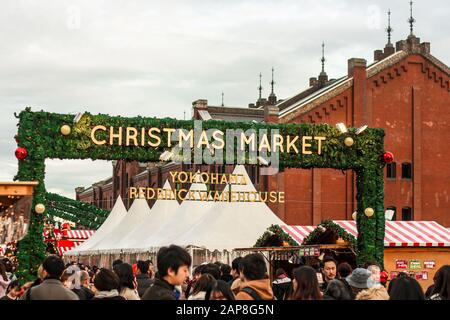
[1,246,449,300]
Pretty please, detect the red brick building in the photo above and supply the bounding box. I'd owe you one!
[76,33,449,227]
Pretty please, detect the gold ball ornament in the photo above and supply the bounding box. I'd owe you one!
[60,125,71,135]
[364,207,374,218]
[344,137,354,147]
[35,203,46,214]
[352,211,357,220]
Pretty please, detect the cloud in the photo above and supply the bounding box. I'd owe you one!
[0,0,448,198]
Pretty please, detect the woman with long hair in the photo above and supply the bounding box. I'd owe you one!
[114,263,140,300]
[389,273,425,300]
[429,265,450,300]
[289,266,322,300]
[188,273,216,300]
[211,280,235,300]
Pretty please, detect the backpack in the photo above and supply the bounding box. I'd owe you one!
[240,287,262,300]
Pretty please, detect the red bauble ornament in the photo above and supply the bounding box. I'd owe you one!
[383,151,394,163]
[15,147,28,160]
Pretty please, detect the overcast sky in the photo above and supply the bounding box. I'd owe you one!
[0,0,448,198]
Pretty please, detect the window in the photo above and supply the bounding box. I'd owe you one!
[386,206,396,221]
[402,207,413,221]
[401,163,412,179]
[386,163,396,179]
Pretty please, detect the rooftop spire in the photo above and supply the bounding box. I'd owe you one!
[221,91,224,107]
[270,67,275,95]
[268,67,277,105]
[408,0,416,37]
[258,73,263,101]
[386,9,393,45]
[318,42,328,86]
[321,41,326,73]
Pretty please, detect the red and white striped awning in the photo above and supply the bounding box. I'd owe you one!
[282,221,450,247]
[63,230,95,240]
[58,242,80,255]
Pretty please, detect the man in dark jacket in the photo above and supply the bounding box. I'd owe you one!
[72,270,95,300]
[321,256,338,292]
[21,255,79,300]
[142,245,191,300]
[136,260,154,297]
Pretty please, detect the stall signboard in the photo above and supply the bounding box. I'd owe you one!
[395,259,408,269]
[298,246,320,257]
[423,260,436,269]
[409,260,422,270]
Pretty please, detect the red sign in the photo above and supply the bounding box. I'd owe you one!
[395,259,408,269]
[423,260,436,269]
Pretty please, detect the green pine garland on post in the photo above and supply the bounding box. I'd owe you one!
[14,108,386,282]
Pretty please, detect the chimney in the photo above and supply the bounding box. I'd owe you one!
[309,77,318,87]
[348,58,367,127]
[192,99,208,109]
[75,187,85,200]
[192,99,208,120]
[374,49,383,62]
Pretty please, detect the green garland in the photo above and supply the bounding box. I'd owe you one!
[14,108,386,281]
[254,224,298,247]
[45,192,108,229]
[302,220,357,250]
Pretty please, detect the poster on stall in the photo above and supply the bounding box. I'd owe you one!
[409,260,422,269]
[423,260,436,269]
[414,271,429,281]
[395,259,408,269]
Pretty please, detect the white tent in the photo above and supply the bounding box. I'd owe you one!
[119,180,180,252]
[131,173,216,252]
[66,195,127,256]
[170,165,285,251]
[93,196,152,254]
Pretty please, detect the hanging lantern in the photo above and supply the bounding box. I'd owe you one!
[60,125,71,135]
[344,137,354,147]
[383,151,394,163]
[35,203,46,214]
[364,207,374,218]
[15,147,28,160]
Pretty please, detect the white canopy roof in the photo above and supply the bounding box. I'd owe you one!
[118,180,180,252]
[128,172,216,252]
[93,196,152,254]
[170,165,285,251]
[65,195,127,256]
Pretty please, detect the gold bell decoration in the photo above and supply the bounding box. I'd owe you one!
[352,211,357,220]
[35,203,46,214]
[60,125,71,135]
[364,207,374,218]
[344,137,354,147]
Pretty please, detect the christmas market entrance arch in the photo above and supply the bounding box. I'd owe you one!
[14,108,387,281]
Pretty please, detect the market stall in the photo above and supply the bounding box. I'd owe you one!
[0,181,38,263]
[280,220,450,290]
